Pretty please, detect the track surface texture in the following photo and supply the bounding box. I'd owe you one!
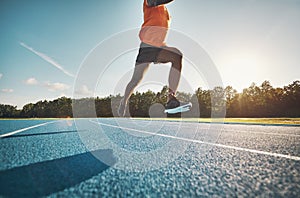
[0,118,299,197]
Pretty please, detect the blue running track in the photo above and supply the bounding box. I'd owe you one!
[0,118,299,197]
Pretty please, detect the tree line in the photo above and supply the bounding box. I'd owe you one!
[0,80,299,118]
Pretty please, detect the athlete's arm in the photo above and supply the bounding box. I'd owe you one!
[146,0,174,7]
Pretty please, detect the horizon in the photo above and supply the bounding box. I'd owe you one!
[1,79,298,110]
[1,0,299,108]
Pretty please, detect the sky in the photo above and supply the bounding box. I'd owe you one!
[0,0,299,108]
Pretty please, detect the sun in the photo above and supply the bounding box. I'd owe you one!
[227,52,261,69]
[218,51,267,90]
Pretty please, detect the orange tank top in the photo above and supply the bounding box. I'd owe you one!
[139,0,171,47]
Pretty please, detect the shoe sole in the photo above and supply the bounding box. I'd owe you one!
[164,103,192,114]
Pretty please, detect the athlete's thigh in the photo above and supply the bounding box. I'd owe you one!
[156,46,182,63]
[136,45,161,64]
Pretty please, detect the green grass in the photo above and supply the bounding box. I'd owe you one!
[135,117,300,126]
[1,117,299,126]
[220,118,300,125]
[0,118,61,120]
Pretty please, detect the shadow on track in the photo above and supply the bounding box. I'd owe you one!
[2,130,86,139]
[0,149,117,197]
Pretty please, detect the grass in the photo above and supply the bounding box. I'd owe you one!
[135,117,300,126]
[0,118,62,120]
[220,118,300,125]
[1,117,299,126]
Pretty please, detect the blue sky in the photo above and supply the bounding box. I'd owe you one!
[0,0,299,108]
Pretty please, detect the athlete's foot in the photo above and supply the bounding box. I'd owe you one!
[118,99,126,117]
[165,94,192,114]
[165,94,180,110]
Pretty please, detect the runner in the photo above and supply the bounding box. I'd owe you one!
[118,0,191,117]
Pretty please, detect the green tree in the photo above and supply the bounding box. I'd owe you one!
[0,104,20,118]
[283,81,300,117]
[240,83,261,117]
[224,86,238,117]
[1,80,299,118]
[195,87,211,117]
[20,103,35,118]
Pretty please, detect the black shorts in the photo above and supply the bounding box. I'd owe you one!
[136,42,183,65]
[136,42,163,64]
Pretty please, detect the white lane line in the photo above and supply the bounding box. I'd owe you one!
[0,120,58,138]
[90,120,300,161]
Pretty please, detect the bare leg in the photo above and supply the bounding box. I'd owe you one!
[119,62,150,116]
[156,46,183,100]
[168,61,182,96]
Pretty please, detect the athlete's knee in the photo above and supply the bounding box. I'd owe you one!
[170,50,182,70]
[167,47,183,59]
[176,51,183,62]
[175,48,183,59]
[170,48,183,64]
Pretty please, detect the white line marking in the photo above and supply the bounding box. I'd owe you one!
[90,120,300,161]
[0,120,58,138]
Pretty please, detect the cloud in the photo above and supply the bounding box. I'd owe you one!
[44,82,70,92]
[20,42,75,78]
[25,77,38,85]
[2,89,14,93]
[0,73,3,80]
[75,85,93,96]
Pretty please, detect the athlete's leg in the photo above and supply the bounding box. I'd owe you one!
[119,62,150,116]
[123,62,150,104]
[156,46,183,98]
